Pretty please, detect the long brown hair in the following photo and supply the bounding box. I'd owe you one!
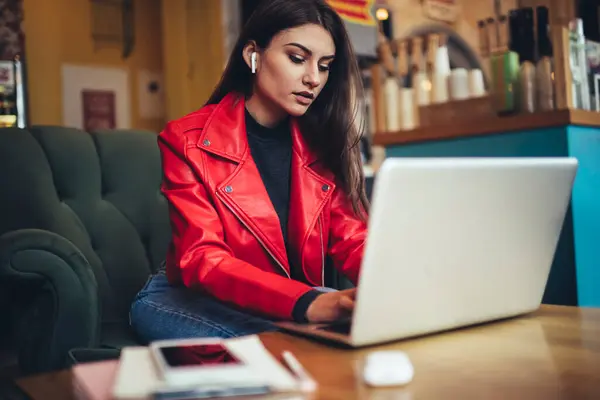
[206,0,369,220]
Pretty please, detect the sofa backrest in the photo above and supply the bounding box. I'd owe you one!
[0,126,171,325]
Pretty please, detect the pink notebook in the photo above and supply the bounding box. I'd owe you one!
[72,360,119,400]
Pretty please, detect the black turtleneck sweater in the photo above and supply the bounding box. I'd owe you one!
[245,109,322,323]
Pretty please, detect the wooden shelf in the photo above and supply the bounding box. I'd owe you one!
[372,109,600,147]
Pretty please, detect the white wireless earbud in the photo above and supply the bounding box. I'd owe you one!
[251,52,257,74]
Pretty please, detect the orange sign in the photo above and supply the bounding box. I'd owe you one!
[327,0,376,26]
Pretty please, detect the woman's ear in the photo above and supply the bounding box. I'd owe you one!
[242,41,259,74]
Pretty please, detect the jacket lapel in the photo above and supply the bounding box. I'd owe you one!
[197,93,291,276]
[216,158,291,275]
[288,120,335,284]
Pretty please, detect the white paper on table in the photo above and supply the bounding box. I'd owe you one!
[111,335,302,400]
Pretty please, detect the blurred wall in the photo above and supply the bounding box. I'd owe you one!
[161,0,224,122]
[23,0,165,131]
[382,0,518,80]
[385,0,576,66]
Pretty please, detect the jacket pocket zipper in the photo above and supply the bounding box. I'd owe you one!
[319,215,324,286]
[217,191,290,279]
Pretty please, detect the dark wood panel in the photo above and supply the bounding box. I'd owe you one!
[373,109,600,146]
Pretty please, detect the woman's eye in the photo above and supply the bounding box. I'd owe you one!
[289,54,304,64]
[319,64,330,72]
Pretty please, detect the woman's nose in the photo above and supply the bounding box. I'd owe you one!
[303,65,321,88]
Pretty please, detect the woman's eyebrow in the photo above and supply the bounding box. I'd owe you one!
[285,42,335,60]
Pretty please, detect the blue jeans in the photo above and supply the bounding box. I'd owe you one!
[129,271,334,344]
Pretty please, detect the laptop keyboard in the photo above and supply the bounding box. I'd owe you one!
[318,320,352,334]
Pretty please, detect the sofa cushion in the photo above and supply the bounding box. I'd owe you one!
[0,126,171,327]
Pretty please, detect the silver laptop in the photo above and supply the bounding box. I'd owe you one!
[276,157,578,347]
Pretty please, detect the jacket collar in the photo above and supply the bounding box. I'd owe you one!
[197,92,319,166]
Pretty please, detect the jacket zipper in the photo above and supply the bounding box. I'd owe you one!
[217,191,290,279]
[319,215,325,286]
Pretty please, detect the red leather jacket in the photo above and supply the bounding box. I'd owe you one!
[160,93,367,320]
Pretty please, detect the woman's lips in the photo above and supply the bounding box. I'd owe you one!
[294,92,314,105]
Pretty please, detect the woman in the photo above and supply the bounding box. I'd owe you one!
[130,0,369,343]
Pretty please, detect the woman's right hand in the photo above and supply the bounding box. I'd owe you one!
[305,288,356,323]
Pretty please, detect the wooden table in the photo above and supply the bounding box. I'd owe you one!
[16,305,600,399]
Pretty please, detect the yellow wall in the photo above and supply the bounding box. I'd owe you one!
[161,0,224,122]
[22,0,63,126]
[24,0,164,132]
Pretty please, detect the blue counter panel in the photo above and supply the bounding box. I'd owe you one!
[384,127,568,158]
[567,126,600,307]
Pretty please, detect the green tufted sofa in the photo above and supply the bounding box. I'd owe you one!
[0,125,354,377]
[0,126,172,376]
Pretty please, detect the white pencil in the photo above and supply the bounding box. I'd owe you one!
[281,350,318,393]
